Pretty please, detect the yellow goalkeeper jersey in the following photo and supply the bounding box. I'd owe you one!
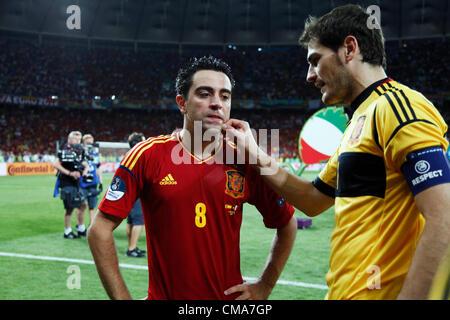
[314,78,449,299]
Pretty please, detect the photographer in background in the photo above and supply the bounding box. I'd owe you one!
[53,131,89,239]
[78,134,103,237]
[125,132,146,258]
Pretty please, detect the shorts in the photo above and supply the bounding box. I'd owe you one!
[60,186,85,210]
[127,199,144,226]
[80,186,99,209]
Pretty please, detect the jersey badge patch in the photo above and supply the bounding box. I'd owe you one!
[348,115,366,146]
[402,146,450,196]
[225,170,245,199]
[105,176,126,201]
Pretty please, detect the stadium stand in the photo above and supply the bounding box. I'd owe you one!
[0,0,448,163]
[1,38,448,102]
[0,103,308,161]
[0,37,448,163]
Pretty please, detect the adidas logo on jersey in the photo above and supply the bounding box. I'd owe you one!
[159,174,177,185]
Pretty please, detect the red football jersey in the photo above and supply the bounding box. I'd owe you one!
[98,132,294,300]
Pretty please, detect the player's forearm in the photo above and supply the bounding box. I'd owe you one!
[88,226,131,300]
[256,153,331,216]
[397,212,450,299]
[259,216,297,292]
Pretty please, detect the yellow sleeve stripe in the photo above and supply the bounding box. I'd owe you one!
[127,136,173,171]
[128,135,172,171]
[121,135,172,171]
[121,135,167,167]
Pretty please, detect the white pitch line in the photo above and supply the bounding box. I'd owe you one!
[0,251,328,290]
[243,277,328,290]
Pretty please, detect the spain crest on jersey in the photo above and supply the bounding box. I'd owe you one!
[225,170,245,199]
[348,115,366,146]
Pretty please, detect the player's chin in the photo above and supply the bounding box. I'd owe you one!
[321,91,338,105]
[203,124,223,136]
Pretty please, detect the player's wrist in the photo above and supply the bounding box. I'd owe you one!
[256,149,272,168]
[257,277,275,298]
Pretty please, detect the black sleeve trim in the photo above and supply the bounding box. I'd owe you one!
[312,177,335,198]
[373,105,382,151]
[119,165,137,180]
[386,119,436,147]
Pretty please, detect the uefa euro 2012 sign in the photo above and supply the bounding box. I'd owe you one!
[294,106,348,176]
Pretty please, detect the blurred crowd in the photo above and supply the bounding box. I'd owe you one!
[1,38,448,103]
[385,39,450,95]
[0,37,448,162]
[0,104,309,161]
[0,39,315,103]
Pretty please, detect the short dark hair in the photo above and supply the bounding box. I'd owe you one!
[128,132,145,149]
[299,4,386,69]
[175,55,235,98]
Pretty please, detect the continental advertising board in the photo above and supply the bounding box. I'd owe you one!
[3,163,57,176]
[0,162,118,176]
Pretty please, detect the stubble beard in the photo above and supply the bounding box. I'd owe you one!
[322,56,354,105]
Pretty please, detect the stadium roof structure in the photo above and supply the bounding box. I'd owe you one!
[0,0,448,46]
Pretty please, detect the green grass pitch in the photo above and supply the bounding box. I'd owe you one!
[0,171,334,300]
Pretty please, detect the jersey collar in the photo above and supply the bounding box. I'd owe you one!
[350,77,391,112]
[176,131,223,164]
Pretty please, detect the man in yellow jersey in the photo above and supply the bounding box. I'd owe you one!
[224,4,450,299]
